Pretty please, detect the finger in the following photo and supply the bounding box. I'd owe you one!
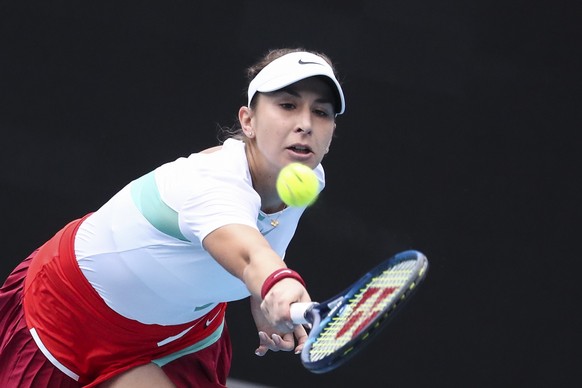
[255,344,268,357]
[294,325,308,354]
[271,333,295,352]
[256,331,277,355]
[260,331,277,348]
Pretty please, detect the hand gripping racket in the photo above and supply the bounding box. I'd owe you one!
[290,250,428,373]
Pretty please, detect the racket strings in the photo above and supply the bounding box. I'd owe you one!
[308,260,418,361]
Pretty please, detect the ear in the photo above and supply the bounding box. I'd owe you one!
[238,106,254,138]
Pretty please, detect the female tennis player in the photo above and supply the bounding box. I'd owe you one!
[0,48,346,387]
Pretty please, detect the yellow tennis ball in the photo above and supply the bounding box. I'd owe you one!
[276,163,319,207]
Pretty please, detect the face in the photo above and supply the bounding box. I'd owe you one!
[239,77,337,173]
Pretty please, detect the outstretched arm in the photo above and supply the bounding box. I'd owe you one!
[203,223,311,333]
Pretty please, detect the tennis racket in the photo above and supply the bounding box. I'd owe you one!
[290,249,428,373]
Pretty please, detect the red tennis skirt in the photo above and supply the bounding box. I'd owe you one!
[0,235,232,387]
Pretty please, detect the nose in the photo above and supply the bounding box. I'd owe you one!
[295,107,313,134]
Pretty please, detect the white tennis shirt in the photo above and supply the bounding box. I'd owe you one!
[74,138,324,325]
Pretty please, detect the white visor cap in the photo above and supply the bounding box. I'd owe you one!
[247,52,345,115]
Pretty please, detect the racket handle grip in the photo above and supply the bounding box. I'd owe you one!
[290,302,317,325]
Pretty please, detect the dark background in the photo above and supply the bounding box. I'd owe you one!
[1,1,579,387]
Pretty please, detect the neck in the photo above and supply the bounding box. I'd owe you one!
[246,144,285,214]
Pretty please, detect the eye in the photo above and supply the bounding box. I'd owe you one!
[279,102,296,110]
[313,106,334,118]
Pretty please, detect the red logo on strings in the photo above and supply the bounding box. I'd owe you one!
[335,287,396,339]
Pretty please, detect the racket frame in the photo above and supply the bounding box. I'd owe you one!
[294,250,428,373]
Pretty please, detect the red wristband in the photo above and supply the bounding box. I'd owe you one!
[260,268,306,299]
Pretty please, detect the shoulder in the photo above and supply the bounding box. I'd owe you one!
[156,139,249,183]
[151,139,256,210]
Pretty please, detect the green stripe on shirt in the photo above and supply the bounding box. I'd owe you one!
[130,171,188,241]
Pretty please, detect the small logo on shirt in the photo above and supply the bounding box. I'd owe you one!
[206,310,222,327]
[194,303,213,311]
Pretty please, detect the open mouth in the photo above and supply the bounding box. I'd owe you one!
[288,145,312,154]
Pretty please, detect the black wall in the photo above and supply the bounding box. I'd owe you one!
[1,1,579,387]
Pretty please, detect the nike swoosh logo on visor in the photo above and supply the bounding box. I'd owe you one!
[298,59,324,66]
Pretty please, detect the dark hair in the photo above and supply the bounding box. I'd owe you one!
[218,48,340,143]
